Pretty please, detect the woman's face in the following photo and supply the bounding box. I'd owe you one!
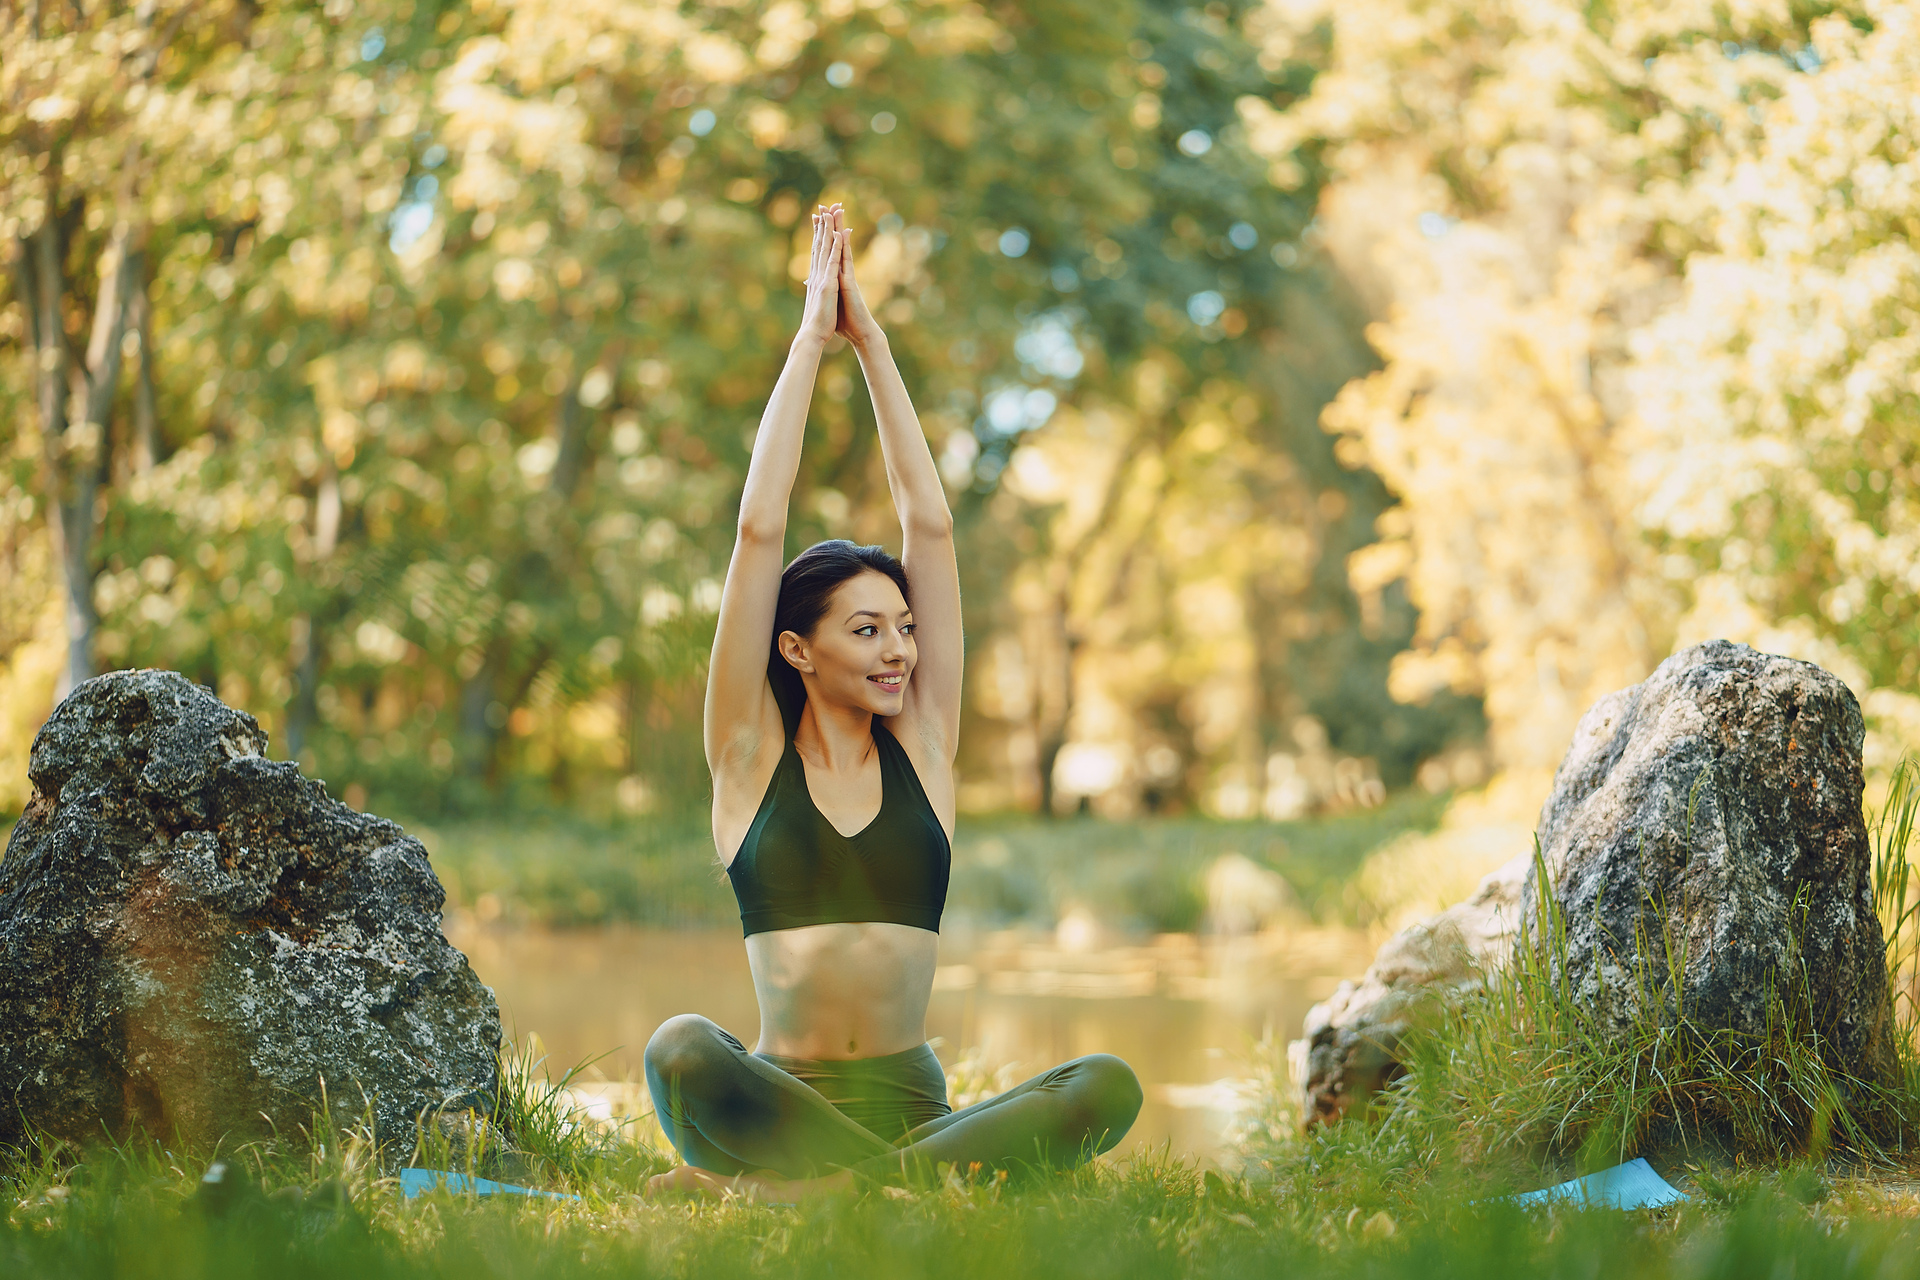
[780,571,915,717]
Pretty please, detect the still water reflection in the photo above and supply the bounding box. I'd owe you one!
[449,923,1372,1165]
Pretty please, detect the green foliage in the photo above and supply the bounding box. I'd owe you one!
[417,802,1447,931]
[1233,0,1920,781]
[1,0,1482,822]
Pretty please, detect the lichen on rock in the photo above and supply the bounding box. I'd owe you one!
[0,669,502,1146]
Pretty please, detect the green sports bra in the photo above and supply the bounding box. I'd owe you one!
[725,697,950,938]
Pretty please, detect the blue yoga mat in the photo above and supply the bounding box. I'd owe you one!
[398,1168,578,1201]
[1510,1158,1688,1210]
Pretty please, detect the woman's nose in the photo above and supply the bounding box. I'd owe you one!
[883,628,907,659]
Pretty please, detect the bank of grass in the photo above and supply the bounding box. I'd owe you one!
[13,1110,1920,1280]
[412,790,1448,932]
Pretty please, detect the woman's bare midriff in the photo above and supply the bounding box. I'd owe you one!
[745,920,938,1060]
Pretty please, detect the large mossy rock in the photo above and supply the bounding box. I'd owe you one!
[1524,640,1897,1085]
[0,670,501,1146]
[1295,640,1897,1127]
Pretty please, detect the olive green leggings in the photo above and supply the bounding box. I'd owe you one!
[644,1014,1143,1182]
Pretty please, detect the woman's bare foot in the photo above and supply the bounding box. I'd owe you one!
[644,1165,741,1199]
[643,1165,856,1204]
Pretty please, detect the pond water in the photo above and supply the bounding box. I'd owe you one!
[448,920,1374,1165]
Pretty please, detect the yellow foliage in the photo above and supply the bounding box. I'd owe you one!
[1245,0,1920,786]
[0,531,64,814]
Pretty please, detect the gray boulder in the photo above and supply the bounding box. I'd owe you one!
[1292,852,1528,1125]
[1524,640,1896,1085]
[1292,640,1896,1128]
[0,670,501,1146]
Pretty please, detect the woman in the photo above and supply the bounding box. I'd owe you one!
[643,206,1142,1202]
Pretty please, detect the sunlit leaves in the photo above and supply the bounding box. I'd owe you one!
[1241,0,1920,784]
[2,0,1462,818]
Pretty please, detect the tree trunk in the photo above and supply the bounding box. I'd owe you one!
[287,616,318,759]
[127,250,159,475]
[22,203,127,702]
[49,221,138,696]
[23,207,138,698]
[286,460,341,759]
[458,638,505,780]
[459,639,555,788]
[24,221,71,680]
[454,360,594,789]
[1033,592,1076,818]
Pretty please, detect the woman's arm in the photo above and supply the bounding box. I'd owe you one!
[705,208,848,784]
[834,210,962,760]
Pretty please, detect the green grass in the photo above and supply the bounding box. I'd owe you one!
[12,1118,1920,1280]
[414,791,1449,931]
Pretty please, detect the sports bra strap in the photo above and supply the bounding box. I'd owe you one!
[725,689,950,937]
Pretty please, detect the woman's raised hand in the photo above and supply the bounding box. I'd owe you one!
[830,206,887,352]
[796,204,848,348]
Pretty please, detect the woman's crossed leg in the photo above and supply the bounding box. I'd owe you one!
[642,1014,1143,1199]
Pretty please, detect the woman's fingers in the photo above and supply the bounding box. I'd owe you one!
[812,204,841,286]
[802,203,846,304]
[820,221,840,283]
[825,206,854,286]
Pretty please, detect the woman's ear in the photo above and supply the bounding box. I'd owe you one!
[778,630,815,674]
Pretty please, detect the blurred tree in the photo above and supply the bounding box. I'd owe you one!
[1,0,215,696]
[1627,4,1920,774]
[1,0,1480,820]
[1235,0,1913,775]
[1229,0,1920,918]
[970,0,1481,817]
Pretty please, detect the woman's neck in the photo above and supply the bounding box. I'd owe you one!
[793,697,875,772]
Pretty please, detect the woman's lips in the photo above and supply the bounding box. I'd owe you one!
[868,673,904,689]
